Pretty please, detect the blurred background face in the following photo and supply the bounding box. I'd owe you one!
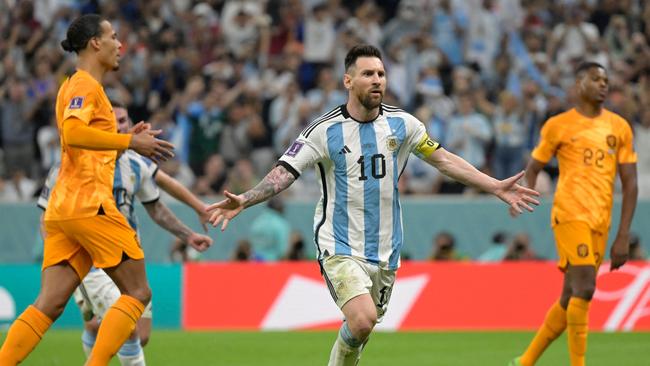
[115,107,130,133]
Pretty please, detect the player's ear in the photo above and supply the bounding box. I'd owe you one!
[89,36,101,51]
[343,73,352,90]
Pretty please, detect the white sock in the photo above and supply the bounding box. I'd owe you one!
[117,338,146,366]
[81,329,95,358]
[328,323,363,366]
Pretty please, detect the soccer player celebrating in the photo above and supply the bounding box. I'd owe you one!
[0,14,177,365]
[207,44,540,365]
[38,101,212,366]
[510,62,638,366]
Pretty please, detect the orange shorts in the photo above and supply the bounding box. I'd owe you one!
[42,201,144,279]
[553,221,607,271]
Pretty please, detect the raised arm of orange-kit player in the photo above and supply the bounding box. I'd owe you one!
[63,117,175,161]
[610,163,638,271]
[207,164,296,231]
[155,170,209,232]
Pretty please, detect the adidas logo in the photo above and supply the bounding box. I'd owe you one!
[339,145,351,154]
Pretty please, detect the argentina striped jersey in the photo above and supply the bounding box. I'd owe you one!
[39,150,160,235]
[278,103,433,270]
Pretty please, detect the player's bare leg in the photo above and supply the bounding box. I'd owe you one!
[328,294,377,366]
[0,262,81,364]
[85,257,151,366]
[565,264,595,366]
[516,270,572,366]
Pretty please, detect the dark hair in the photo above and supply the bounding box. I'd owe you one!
[344,44,382,71]
[575,61,605,78]
[109,99,125,109]
[61,14,105,53]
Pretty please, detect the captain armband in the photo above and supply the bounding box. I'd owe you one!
[414,134,440,158]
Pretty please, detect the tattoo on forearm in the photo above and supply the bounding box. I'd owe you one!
[242,166,296,208]
[147,201,193,241]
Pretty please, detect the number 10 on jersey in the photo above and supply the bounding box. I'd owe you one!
[357,154,386,180]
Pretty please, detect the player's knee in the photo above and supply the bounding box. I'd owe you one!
[126,286,152,306]
[139,334,150,347]
[34,295,68,320]
[349,314,376,339]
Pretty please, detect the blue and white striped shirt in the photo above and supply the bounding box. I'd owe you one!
[279,104,430,270]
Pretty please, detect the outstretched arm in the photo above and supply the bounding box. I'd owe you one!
[610,163,638,271]
[155,170,209,231]
[423,147,540,213]
[207,164,296,231]
[143,200,212,252]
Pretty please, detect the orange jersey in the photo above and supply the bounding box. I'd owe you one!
[532,108,637,233]
[45,70,119,220]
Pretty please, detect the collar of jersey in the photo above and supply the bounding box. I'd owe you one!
[340,104,383,123]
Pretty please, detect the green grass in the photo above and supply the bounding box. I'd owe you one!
[4,330,650,365]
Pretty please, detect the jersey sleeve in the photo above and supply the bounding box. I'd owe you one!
[618,118,638,164]
[37,165,60,210]
[277,131,326,178]
[135,158,161,204]
[62,82,97,125]
[531,118,560,163]
[404,115,440,159]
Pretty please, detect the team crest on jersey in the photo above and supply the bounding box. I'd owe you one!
[386,136,399,151]
[577,244,589,258]
[285,141,304,157]
[69,96,84,109]
[606,135,617,154]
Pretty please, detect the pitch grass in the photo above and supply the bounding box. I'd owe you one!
[5,330,650,365]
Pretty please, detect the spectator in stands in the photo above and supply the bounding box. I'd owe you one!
[430,232,464,261]
[248,196,291,261]
[1,77,36,178]
[284,232,306,261]
[478,231,509,262]
[504,232,540,261]
[635,109,650,198]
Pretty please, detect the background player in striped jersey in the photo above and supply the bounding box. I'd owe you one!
[207,44,540,365]
[510,62,638,366]
[38,101,212,366]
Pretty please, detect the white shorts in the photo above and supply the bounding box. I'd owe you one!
[321,255,396,322]
[73,268,153,320]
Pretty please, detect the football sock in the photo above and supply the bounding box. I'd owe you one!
[328,322,364,366]
[117,338,146,366]
[520,301,567,366]
[85,295,144,366]
[0,305,53,365]
[81,328,96,357]
[567,297,590,366]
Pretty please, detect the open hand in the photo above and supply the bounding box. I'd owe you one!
[207,190,245,231]
[496,171,540,216]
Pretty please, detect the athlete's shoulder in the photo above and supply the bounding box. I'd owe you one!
[124,150,155,169]
[300,105,345,138]
[381,103,407,115]
[602,108,630,128]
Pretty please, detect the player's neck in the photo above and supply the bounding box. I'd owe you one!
[76,56,107,84]
[345,101,380,122]
[575,101,603,119]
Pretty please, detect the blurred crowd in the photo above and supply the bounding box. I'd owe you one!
[1,0,650,204]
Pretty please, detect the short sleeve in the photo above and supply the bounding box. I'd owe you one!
[403,115,440,158]
[62,82,97,125]
[531,118,560,163]
[135,158,160,203]
[618,118,638,164]
[277,131,326,178]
